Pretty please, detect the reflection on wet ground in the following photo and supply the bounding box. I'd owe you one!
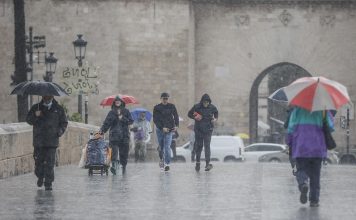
[1,163,356,220]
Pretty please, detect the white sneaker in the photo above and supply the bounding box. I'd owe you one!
[159,160,164,170]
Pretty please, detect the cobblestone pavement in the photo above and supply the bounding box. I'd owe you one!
[1,162,356,220]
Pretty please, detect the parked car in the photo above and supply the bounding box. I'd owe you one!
[258,147,339,164]
[244,143,287,162]
[175,135,245,162]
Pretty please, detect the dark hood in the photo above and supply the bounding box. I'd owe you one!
[200,93,211,104]
[111,96,126,109]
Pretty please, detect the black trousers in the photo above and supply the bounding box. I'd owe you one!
[195,132,212,165]
[33,147,56,186]
[110,141,129,166]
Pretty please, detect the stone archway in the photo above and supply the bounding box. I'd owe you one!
[249,62,312,144]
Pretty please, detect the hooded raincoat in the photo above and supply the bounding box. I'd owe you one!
[286,107,334,158]
[188,94,218,135]
[100,97,134,143]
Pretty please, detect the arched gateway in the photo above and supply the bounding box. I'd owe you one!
[249,62,312,144]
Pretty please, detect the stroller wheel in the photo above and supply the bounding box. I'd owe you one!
[100,167,104,176]
[88,168,93,176]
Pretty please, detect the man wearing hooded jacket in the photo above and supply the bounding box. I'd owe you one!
[188,94,218,172]
[100,96,133,175]
[26,95,68,191]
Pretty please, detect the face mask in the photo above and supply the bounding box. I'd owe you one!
[43,100,53,109]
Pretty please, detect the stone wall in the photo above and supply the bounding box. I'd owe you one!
[0,122,99,179]
[1,0,356,145]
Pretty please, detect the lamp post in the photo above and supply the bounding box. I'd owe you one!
[25,26,46,106]
[73,34,87,67]
[43,52,58,82]
[73,34,88,122]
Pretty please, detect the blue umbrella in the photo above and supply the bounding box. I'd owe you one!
[131,108,152,121]
[268,87,288,102]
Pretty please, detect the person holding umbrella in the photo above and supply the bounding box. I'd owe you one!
[131,111,152,162]
[100,96,133,175]
[188,94,218,172]
[153,92,179,171]
[279,76,350,207]
[26,95,68,191]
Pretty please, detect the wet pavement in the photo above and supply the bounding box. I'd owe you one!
[1,162,356,220]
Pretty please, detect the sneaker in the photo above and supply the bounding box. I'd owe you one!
[110,167,117,175]
[195,162,200,172]
[205,164,213,171]
[164,165,170,171]
[299,183,308,204]
[310,201,319,207]
[37,178,44,187]
[159,160,164,169]
[45,184,52,191]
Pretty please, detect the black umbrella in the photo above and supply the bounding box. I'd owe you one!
[10,81,69,96]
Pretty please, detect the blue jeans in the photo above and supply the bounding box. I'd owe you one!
[295,158,322,203]
[156,128,173,165]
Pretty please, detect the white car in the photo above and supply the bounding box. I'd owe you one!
[244,143,287,162]
[175,135,245,162]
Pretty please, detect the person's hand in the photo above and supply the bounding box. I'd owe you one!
[195,114,202,121]
[163,127,169,133]
[172,127,178,132]
[35,111,41,117]
[211,118,217,123]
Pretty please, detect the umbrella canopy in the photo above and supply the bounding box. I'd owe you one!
[10,81,69,96]
[269,76,350,112]
[268,87,288,103]
[236,133,250,139]
[130,107,152,121]
[100,94,139,106]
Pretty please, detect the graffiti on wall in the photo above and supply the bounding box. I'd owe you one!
[59,66,100,95]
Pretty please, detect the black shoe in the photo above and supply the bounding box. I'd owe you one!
[310,201,319,207]
[300,184,308,204]
[195,162,200,172]
[205,164,213,171]
[164,165,170,171]
[45,184,52,191]
[122,166,126,174]
[110,167,116,175]
[37,178,44,187]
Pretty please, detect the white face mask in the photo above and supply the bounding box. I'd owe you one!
[43,100,53,109]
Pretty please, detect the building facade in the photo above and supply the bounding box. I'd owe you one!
[0,0,355,145]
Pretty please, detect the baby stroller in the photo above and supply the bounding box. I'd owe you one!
[84,132,111,176]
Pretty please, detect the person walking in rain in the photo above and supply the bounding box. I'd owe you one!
[132,111,152,162]
[100,96,133,175]
[188,94,218,172]
[153,92,179,171]
[26,95,68,191]
[285,107,334,207]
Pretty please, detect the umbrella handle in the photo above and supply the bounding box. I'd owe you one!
[37,96,40,111]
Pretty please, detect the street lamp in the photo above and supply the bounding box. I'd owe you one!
[73,34,88,123]
[43,52,58,82]
[72,34,87,67]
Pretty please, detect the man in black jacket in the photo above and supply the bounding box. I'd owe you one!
[153,92,179,171]
[26,95,68,190]
[100,96,133,175]
[188,94,218,172]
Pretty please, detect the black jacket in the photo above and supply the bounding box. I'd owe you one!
[100,98,133,142]
[188,94,218,134]
[26,99,68,148]
[153,103,179,130]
